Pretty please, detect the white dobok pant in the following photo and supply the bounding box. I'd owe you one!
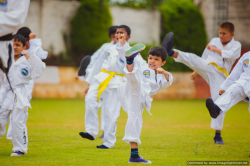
[6,112,29,140]
[122,72,143,146]
[0,104,28,153]
[175,50,226,131]
[85,80,121,148]
[215,83,247,113]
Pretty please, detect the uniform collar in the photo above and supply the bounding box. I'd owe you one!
[223,38,235,49]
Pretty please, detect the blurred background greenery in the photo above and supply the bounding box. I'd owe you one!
[68,0,207,71]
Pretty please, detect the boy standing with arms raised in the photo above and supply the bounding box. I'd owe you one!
[164,22,241,144]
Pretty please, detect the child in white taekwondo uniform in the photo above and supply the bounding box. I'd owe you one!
[164,22,241,144]
[0,0,30,75]
[6,27,48,140]
[0,34,45,156]
[79,25,143,149]
[77,26,118,138]
[118,44,173,164]
[78,26,118,79]
[206,51,250,118]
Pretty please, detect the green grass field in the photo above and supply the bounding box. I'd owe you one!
[0,99,249,166]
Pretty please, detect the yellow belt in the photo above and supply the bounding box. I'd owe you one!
[96,69,124,102]
[208,62,229,77]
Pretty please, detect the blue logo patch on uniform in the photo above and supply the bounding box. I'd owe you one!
[21,68,29,76]
[143,70,150,78]
[120,58,124,63]
[0,0,7,5]
[244,59,249,67]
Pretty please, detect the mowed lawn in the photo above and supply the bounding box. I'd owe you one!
[0,99,249,166]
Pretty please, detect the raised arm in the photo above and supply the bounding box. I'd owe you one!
[27,52,45,79]
[159,72,173,89]
[221,42,241,60]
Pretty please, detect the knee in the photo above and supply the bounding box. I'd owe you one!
[12,119,25,129]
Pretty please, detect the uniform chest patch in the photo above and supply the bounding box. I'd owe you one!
[143,70,150,78]
[21,68,29,76]
[244,59,249,67]
[0,0,7,5]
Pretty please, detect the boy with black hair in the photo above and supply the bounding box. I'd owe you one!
[79,25,144,149]
[163,22,241,144]
[78,25,118,78]
[117,44,173,164]
[6,27,48,140]
[16,27,48,60]
[0,34,44,156]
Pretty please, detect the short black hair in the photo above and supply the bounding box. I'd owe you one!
[12,34,26,47]
[148,46,168,61]
[117,25,131,35]
[220,22,235,33]
[108,26,118,38]
[16,27,31,40]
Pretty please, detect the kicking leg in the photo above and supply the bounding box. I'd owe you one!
[122,67,151,164]
[206,83,247,118]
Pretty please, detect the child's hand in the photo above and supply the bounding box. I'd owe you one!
[75,73,79,79]
[22,50,30,59]
[156,67,165,74]
[207,45,215,51]
[85,84,90,95]
[118,32,126,46]
[156,67,169,81]
[190,71,198,81]
[29,33,36,39]
[219,90,225,95]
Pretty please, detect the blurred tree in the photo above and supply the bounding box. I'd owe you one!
[109,0,167,10]
[159,0,207,71]
[70,0,112,57]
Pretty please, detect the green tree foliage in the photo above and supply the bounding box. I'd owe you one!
[110,0,167,10]
[159,0,207,71]
[71,0,112,56]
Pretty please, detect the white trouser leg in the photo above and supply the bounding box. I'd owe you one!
[0,109,10,138]
[12,105,28,153]
[100,107,105,131]
[84,81,101,139]
[122,71,143,146]
[215,83,247,113]
[208,72,227,131]
[102,89,121,148]
[6,113,13,139]
[7,111,29,140]
[174,50,212,82]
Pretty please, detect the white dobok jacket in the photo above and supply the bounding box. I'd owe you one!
[0,53,45,110]
[202,37,241,73]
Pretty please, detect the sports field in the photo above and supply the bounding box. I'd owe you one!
[0,99,249,165]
